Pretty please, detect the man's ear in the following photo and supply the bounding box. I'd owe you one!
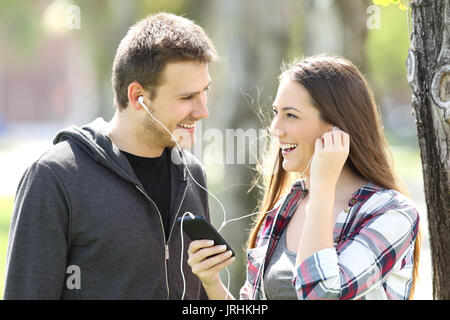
[127,82,146,110]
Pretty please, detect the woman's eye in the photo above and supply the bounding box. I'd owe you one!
[272,108,278,116]
[287,113,298,119]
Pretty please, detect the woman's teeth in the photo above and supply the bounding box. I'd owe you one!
[280,143,298,151]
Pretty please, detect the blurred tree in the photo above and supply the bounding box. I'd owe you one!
[302,0,370,73]
[408,0,450,300]
[0,0,42,61]
[76,0,136,120]
[335,0,371,73]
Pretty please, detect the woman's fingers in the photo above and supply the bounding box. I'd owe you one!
[311,127,350,187]
[342,130,350,151]
[315,137,323,153]
[332,130,342,149]
[321,128,348,150]
[322,131,333,148]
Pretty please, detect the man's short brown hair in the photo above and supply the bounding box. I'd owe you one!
[111,12,218,109]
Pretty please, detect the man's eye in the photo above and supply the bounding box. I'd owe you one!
[182,95,194,100]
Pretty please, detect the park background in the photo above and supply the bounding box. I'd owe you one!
[0,0,432,299]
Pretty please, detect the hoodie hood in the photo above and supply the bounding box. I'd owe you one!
[53,117,188,185]
[53,117,139,184]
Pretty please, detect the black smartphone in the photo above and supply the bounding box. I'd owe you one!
[176,215,235,257]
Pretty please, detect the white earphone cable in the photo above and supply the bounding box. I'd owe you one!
[137,96,307,300]
[179,211,195,300]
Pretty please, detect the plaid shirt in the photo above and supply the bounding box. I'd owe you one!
[239,179,419,300]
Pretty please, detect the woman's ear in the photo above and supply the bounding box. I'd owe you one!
[320,123,335,136]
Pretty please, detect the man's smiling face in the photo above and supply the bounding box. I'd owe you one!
[141,60,211,149]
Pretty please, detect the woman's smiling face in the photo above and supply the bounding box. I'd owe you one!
[270,76,332,174]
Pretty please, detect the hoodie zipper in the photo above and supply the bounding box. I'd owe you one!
[135,185,171,299]
[165,185,188,297]
[136,182,188,299]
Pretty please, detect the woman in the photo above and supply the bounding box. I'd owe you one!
[187,56,421,300]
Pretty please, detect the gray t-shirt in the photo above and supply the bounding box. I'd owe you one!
[263,228,298,299]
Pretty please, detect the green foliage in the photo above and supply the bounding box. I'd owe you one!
[373,0,408,10]
[366,5,410,94]
[136,0,188,16]
[0,0,42,62]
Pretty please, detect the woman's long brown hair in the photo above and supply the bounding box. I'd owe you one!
[248,55,421,299]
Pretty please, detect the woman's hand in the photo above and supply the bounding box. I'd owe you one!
[296,128,350,264]
[309,127,350,190]
[187,240,235,289]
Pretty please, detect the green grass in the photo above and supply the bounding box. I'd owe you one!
[0,197,13,300]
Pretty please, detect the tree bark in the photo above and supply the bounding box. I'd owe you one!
[408,0,450,300]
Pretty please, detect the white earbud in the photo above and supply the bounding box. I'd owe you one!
[138,96,149,112]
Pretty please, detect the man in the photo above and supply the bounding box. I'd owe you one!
[4,12,217,299]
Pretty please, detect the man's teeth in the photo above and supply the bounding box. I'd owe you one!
[178,123,195,129]
[280,143,298,150]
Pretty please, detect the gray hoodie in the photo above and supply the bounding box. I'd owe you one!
[4,118,210,299]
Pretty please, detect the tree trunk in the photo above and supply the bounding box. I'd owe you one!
[335,0,371,74]
[408,0,450,300]
[303,0,370,74]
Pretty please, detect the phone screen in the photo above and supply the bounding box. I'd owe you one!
[176,216,235,257]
